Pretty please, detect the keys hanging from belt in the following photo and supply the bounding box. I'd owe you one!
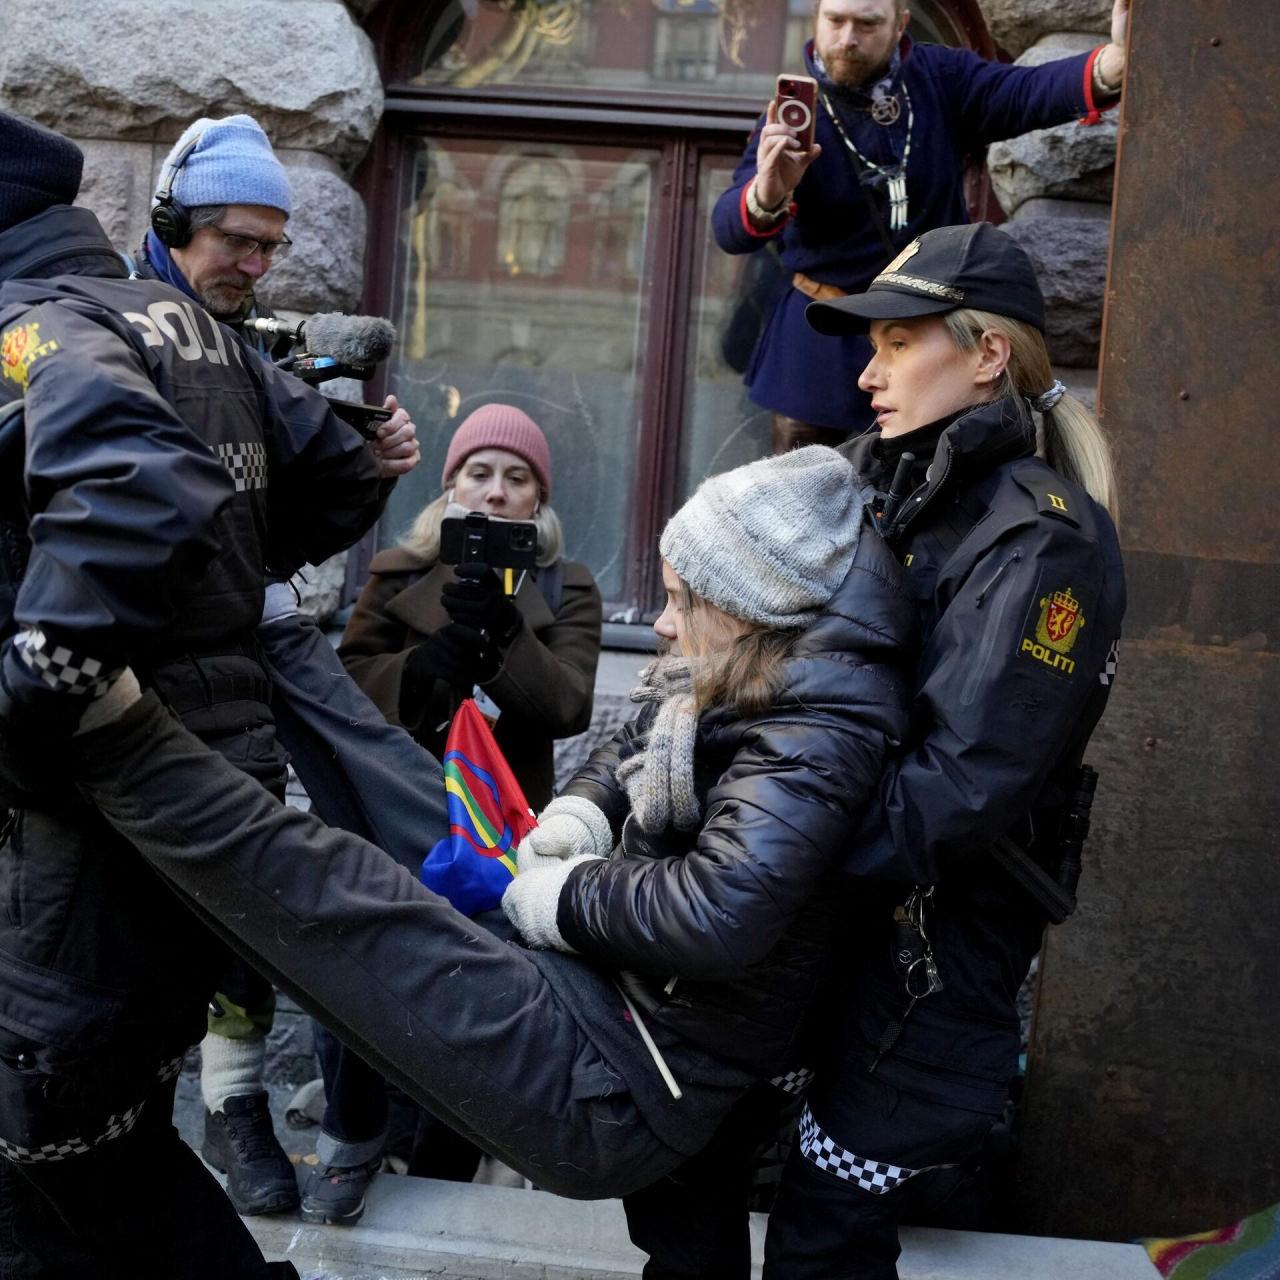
[896,886,943,1003]
[872,886,943,1072]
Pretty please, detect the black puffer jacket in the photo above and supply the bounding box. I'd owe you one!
[556,508,916,1080]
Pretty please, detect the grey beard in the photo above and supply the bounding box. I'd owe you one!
[203,290,254,325]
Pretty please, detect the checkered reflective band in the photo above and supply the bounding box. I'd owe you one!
[797,1105,955,1195]
[770,1067,815,1096]
[16,628,120,696]
[217,441,268,493]
[1099,640,1119,687]
[0,1055,185,1166]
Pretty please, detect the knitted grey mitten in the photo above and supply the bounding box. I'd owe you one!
[515,795,613,873]
[501,853,602,951]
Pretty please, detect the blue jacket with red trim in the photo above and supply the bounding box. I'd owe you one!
[710,38,1110,430]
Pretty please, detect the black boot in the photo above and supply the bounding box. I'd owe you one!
[202,1093,300,1215]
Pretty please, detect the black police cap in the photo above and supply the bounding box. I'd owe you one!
[806,222,1046,336]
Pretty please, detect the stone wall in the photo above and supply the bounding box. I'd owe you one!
[982,4,1119,397]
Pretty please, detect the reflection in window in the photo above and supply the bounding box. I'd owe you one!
[497,158,571,277]
[412,0,977,98]
[590,164,650,282]
[414,0,794,97]
[653,3,718,83]
[383,137,660,604]
[418,0,594,89]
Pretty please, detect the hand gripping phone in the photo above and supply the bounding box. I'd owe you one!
[774,73,819,151]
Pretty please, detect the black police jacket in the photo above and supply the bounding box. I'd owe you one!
[832,398,1126,1110]
[0,206,389,726]
[555,511,916,1088]
[0,205,389,1066]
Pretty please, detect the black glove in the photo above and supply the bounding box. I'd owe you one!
[0,662,76,807]
[402,624,498,703]
[441,564,522,647]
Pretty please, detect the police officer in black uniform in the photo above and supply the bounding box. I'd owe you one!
[755,223,1126,1278]
[0,112,404,1279]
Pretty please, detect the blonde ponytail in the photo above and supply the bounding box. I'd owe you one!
[944,309,1119,522]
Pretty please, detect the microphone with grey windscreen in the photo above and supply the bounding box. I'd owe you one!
[251,313,400,439]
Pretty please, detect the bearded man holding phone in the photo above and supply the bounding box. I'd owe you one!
[712,0,1130,454]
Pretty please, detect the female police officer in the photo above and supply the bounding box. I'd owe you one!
[761,222,1125,1278]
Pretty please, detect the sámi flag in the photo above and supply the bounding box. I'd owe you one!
[419,697,537,915]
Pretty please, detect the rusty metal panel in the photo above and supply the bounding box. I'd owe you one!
[1015,0,1280,1241]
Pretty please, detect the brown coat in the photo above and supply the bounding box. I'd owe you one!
[338,547,603,808]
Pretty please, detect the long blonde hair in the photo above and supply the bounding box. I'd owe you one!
[676,579,797,715]
[399,490,564,568]
[944,309,1118,521]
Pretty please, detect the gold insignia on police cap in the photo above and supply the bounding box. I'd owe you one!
[881,239,922,275]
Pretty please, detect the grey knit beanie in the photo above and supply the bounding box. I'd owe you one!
[659,446,861,628]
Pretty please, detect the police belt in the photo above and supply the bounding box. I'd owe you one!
[792,272,848,303]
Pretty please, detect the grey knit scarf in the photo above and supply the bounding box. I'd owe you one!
[616,656,701,834]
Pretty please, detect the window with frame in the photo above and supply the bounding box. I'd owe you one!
[360,0,996,630]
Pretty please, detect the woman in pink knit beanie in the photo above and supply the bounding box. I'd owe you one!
[316,406,603,1207]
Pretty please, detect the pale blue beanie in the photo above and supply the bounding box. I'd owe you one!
[155,114,292,217]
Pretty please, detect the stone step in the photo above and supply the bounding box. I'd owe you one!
[245,1172,1157,1280]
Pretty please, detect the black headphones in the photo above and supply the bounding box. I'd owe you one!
[149,132,203,249]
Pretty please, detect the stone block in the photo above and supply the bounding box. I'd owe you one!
[1001,205,1109,367]
[0,0,383,169]
[75,139,156,252]
[988,34,1118,215]
[258,154,368,314]
[980,0,1112,58]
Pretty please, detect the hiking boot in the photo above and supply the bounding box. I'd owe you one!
[299,1156,382,1226]
[202,1093,300,1216]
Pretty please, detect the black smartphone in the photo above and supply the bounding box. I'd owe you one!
[439,511,538,571]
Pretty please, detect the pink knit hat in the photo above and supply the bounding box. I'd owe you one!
[441,404,552,500]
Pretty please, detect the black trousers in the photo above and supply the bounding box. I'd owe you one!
[624,1066,1001,1280]
[0,1071,272,1280]
[763,1070,1000,1280]
[623,1080,793,1279]
[72,695,729,1201]
[313,1018,484,1182]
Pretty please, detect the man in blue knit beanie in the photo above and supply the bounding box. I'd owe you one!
[136,114,293,333]
[134,113,303,1217]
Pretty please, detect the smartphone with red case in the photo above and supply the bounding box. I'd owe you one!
[774,73,819,151]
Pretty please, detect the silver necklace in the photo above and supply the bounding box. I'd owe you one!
[820,86,914,233]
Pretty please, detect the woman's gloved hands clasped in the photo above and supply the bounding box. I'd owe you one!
[441,564,522,647]
[503,796,614,949]
[502,853,601,951]
[515,794,614,872]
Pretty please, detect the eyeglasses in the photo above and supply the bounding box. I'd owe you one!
[208,226,293,262]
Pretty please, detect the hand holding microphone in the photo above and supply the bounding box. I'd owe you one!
[251,313,419,473]
[369,393,420,479]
